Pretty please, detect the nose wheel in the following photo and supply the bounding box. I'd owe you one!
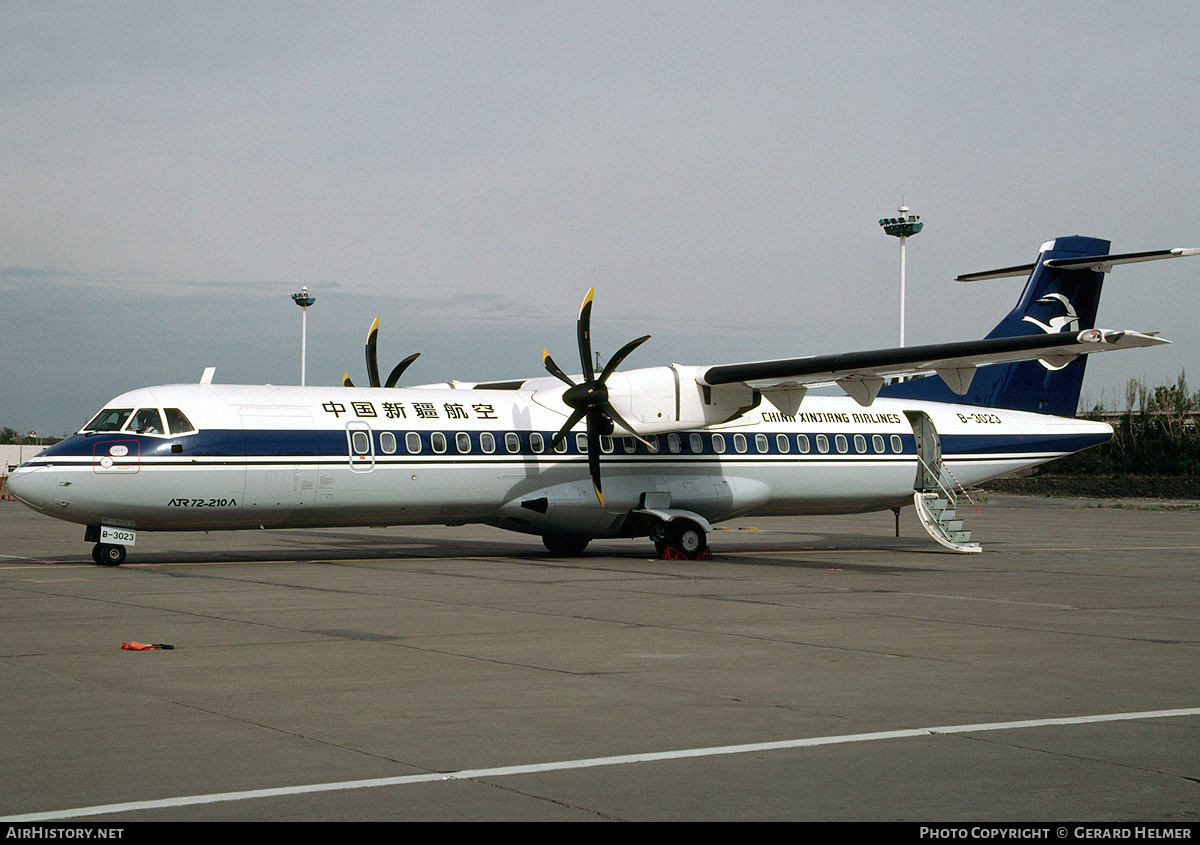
[92,543,127,567]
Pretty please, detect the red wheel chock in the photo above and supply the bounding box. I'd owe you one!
[659,546,712,560]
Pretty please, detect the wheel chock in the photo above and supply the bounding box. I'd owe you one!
[659,547,713,561]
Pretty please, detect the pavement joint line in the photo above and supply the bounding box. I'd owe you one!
[6,706,1198,822]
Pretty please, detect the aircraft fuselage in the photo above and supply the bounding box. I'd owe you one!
[8,381,1110,544]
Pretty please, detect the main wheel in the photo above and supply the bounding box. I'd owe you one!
[542,534,590,556]
[92,543,126,567]
[667,521,706,560]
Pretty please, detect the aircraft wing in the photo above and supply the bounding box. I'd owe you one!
[700,329,1168,407]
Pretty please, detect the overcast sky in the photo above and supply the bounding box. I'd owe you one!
[2,1,1197,435]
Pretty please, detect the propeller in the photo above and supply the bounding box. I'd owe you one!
[343,318,421,388]
[542,289,651,506]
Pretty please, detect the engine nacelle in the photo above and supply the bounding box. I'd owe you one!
[604,365,759,435]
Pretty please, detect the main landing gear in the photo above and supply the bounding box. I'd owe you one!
[542,534,591,556]
[650,518,709,560]
[540,517,710,560]
[92,543,127,567]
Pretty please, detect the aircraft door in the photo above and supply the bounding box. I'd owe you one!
[904,410,941,493]
[346,421,375,472]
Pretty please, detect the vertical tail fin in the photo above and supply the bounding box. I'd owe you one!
[878,235,1110,416]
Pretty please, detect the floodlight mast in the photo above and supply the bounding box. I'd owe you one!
[878,205,923,347]
[291,287,316,386]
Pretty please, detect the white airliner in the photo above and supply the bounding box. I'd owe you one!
[8,236,1196,565]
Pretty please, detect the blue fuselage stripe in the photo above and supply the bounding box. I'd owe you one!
[28,428,1109,466]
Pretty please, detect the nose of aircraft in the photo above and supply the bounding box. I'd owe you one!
[6,464,58,512]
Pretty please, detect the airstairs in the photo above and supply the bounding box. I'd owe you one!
[912,457,982,554]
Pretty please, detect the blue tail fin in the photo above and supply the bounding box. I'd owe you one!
[878,235,1110,416]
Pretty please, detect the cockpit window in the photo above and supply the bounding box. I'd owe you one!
[164,408,195,435]
[83,408,133,432]
[126,408,165,435]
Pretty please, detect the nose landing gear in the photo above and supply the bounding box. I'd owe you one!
[92,543,127,566]
[85,525,132,566]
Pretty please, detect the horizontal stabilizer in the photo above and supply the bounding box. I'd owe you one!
[958,247,1198,282]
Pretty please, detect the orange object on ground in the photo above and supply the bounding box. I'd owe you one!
[121,642,173,650]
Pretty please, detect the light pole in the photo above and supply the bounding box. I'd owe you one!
[291,287,315,386]
[878,205,923,347]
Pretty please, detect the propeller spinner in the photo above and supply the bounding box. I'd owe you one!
[542,289,650,506]
[343,318,420,388]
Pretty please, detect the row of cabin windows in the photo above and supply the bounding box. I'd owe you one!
[351,430,908,457]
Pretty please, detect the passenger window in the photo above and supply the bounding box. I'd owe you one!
[507,432,522,453]
[891,435,904,453]
[797,435,810,453]
[554,436,568,454]
[668,434,681,454]
[776,434,790,453]
[576,433,588,453]
[623,437,636,453]
[835,434,848,453]
[712,434,726,454]
[164,408,195,435]
[380,432,397,454]
[754,433,768,453]
[406,432,422,454]
[84,408,132,432]
[456,432,471,453]
[529,433,544,453]
[127,408,165,435]
[351,431,370,454]
[431,432,446,453]
[873,435,885,453]
[646,435,659,454]
[854,435,866,453]
[816,434,829,454]
[601,436,614,453]
[480,433,495,453]
[689,434,703,453]
[734,434,747,453]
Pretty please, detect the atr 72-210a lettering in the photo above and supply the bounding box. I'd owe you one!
[9,236,1197,565]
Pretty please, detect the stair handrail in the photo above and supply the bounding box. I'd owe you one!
[938,461,981,515]
[915,454,981,516]
[915,454,956,503]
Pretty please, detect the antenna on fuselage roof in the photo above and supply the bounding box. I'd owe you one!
[200,367,215,384]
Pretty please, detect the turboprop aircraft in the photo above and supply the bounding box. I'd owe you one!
[8,236,1196,566]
